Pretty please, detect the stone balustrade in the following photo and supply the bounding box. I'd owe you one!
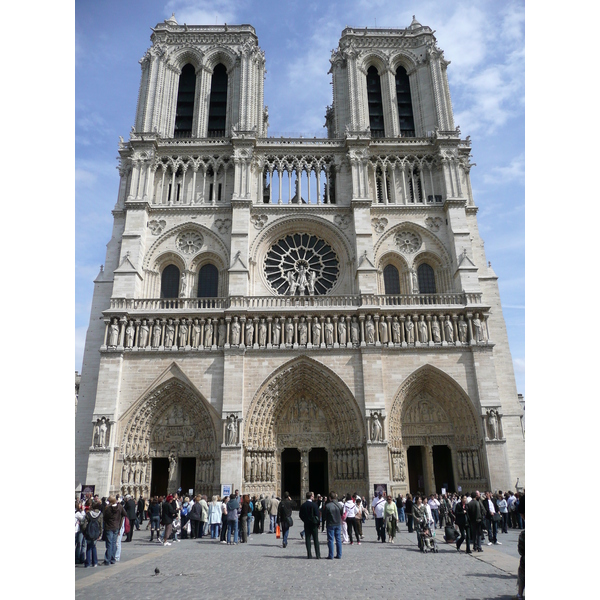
[109,292,482,312]
[101,308,491,352]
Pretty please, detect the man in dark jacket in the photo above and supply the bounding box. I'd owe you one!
[102,496,126,565]
[124,495,137,542]
[299,491,320,559]
[467,492,483,552]
[276,491,296,548]
[160,495,176,546]
[454,494,471,553]
[226,493,241,544]
[136,495,145,531]
[323,492,343,559]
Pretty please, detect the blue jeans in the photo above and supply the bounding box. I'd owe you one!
[399,507,405,522]
[85,539,98,566]
[75,531,86,564]
[104,529,118,564]
[431,508,439,528]
[210,523,220,538]
[114,521,125,561]
[270,515,276,532]
[327,525,342,558]
[227,519,238,544]
[281,521,291,545]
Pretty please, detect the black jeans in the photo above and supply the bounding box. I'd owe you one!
[406,513,414,533]
[304,524,320,557]
[375,517,386,542]
[486,517,498,543]
[456,523,470,552]
[470,520,482,550]
[346,517,360,543]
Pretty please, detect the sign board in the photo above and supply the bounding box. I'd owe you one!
[441,488,446,496]
[221,484,233,497]
[373,483,388,497]
[80,484,95,500]
[458,486,462,492]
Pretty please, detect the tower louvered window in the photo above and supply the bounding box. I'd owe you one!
[174,64,196,138]
[208,64,228,137]
[367,66,385,138]
[395,66,415,137]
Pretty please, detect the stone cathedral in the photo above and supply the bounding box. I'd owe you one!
[75,15,524,503]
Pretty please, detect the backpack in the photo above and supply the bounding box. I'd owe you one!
[85,515,100,540]
[256,501,262,512]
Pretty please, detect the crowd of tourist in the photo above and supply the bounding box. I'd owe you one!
[75,488,524,599]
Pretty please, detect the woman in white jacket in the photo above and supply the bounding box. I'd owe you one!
[208,495,223,539]
[343,493,361,545]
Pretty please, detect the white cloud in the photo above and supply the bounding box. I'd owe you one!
[483,153,525,185]
[513,357,525,373]
[164,0,239,25]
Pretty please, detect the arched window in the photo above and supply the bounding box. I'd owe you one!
[395,66,415,137]
[161,264,180,298]
[409,169,422,203]
[174,64,196,138]
[197,264,219,297]
[366,66,385,138]
[376,166,391,203]
[207,64,227,137]
[417,263,436,294]
[383,264,401,295]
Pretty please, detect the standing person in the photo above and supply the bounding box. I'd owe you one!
[467,492,484,552]
[343,493,361,545]
[496,491,509,534]
[219,496,228,543]
[428,494,440,529]
[355,497,367,540]
[199,495,209,538]
[276,491,296,548]
[160,495,176,546]
[263,494,271,533]
[170,494,181,542]
[257,494,266,534]
[268,493,279,534]
[136,494,145,531]
[226,493,240,545]
[405,493,414,533]
[189,495,202,539]
[299,491,321,559]
[83,501,103,567]
[384,494,399,543]
[454,494,471,553]
[323,491,343,559]
[180,497,190,539]
[102,496,126,565]
[75,501,87,565]
[240,495,251,543]
[484,491,501,546]
[208,495,222,539]
[397,493,405,523]
[149,497,161,542]
[124,495,136,542]
[412,495,426,548]
[371,490,387,543]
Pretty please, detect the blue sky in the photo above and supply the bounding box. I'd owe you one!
[75,0,525,393]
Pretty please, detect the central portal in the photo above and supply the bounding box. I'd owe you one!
[281,448,301,505]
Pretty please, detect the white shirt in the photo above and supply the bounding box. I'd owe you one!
[371,496,386,518]
[343,500,357,518]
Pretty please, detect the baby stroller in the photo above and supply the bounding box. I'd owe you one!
[416,517,438,553]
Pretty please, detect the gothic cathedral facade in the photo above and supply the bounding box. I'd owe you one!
[75,16,524,502]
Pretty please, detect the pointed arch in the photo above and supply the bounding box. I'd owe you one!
[244,355,365,450]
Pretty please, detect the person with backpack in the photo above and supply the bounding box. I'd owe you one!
[276,491,296,548]
[102,496,126,565]
[83,502,104,567]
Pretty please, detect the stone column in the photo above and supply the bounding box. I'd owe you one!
[424,445,436,496]
[300,447,311,501]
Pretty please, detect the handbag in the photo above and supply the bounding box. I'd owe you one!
[275,524,281,538]
[124,516,130,534]
[287,516,293,527]
[492,513,502,522]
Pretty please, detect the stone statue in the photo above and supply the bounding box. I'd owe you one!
[312,317,321,345]
[418,318,428,343]
[121,462,129,484]
[98,418,108,447]
[487,409,498,440]
[285,318,294,345]
[405,318,415,343]
[365,316,375,344]
[108,319,119,346]
[152,322,162,347]
[287,270,298,295]
[444,317,454,343]
[204,318,213,346]
[272,319,281,345]
[371,413,383,442]
[245,453,251,481]
[392,318,401,343]
[245,320,254,346]
[218,320,227,347]
[298,319,307,345]
[231,318,240,345]
[124,321,134,348]
[226,416,238,445]
[297,265,308,295]
[431,317,441,343]
[410,268,419,293]
[379,319,388,344]
[259,320,267,346]
[179,273,187,298]
[168,453,177,480]
[164,319,175,348]
[350,317,360,344]
[139,319,149,348]
[473,313,483,342]
[308,270,316,295]
[324,318,334,345]
[178,319,188,347]
[338,317,347,344]
[458,317,468,343]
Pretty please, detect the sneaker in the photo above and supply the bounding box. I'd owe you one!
[92,564,98,567]
[357,542,361,545]
[494,541,502,545]
[164,542,171,546]
[487,542,492,546]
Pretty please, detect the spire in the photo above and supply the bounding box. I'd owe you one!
[409,15,422,30]
[165,13,178,26]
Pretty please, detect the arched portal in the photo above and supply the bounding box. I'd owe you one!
[118,377,219,498]
[244,357,367,503]
[389,365,485,495]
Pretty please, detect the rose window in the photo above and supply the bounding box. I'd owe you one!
[394,230,421,253]
[177,231,203,255]
[264,233,340,295]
